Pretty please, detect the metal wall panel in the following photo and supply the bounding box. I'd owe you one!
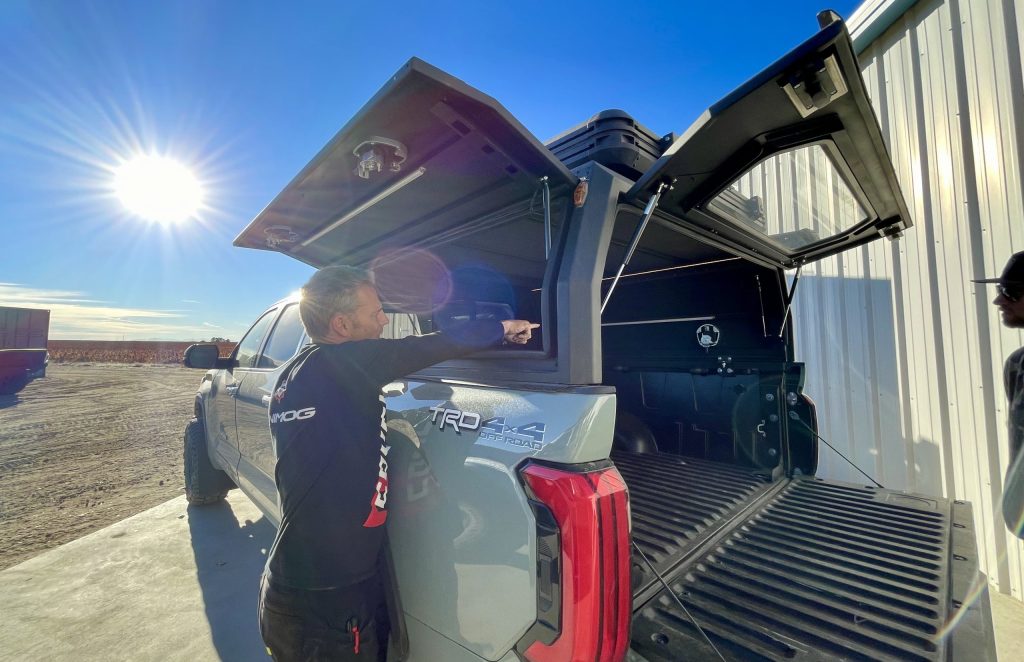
[796,0,1024,599]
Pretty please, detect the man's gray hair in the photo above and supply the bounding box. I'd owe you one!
[299,266,375,343]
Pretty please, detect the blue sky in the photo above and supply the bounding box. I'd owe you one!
[0,0,859,341]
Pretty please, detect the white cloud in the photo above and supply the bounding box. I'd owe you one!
[0,283,222,340]
[0,281,102,304]
[182,299,201,304]
[202,321,222,328]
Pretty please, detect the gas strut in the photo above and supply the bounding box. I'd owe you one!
[541,176,552,259]
[601,181,670,314]
[778,263,803,338]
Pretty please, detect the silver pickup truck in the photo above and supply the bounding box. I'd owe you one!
[182,12,996,661]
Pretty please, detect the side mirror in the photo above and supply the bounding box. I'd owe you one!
[183,343,222,369]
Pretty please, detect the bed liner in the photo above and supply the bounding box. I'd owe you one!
[614,451,994,661]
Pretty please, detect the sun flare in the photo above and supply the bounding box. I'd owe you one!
[114,155,203,224]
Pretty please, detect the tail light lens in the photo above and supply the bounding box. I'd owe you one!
[518,462,631,662]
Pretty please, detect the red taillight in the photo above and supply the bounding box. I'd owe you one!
[520,463,631,662]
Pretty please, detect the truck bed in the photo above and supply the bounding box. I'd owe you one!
[613,451,775,597]
[615,451,995,661]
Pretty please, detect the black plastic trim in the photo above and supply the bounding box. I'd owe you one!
[518,458,617,481]
[516,500,562,651]
[403,375,615,395]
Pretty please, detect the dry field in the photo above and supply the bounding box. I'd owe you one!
[0,362,206,569]
[48,340,235,364]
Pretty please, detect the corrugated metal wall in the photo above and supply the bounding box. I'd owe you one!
[794,0,1024,599]
[726,144,867,244]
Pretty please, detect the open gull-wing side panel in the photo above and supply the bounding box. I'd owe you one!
[235,58,576,269]
[626,13,911,269]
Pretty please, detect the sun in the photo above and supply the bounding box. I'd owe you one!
[114,155,203,224]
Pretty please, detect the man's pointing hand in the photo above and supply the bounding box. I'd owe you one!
[501,320,540,345]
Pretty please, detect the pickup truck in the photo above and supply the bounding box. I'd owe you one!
[183,12,996,661]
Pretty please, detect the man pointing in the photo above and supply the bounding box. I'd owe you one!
[259,266,537,661]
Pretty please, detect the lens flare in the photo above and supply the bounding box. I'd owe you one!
[371,247,453,314]
[114,155,203,224]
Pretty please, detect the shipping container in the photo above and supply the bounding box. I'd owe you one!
[0,306,50,394]
[0,306,50,349]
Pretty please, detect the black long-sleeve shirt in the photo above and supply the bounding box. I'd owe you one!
[264,320,503,589]
[1003,347,1024,538]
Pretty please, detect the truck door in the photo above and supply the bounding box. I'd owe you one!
[235,302,307,520]
[625,11,912,270]
[209,308,277,482]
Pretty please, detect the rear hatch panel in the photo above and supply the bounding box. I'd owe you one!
[234,57,576,268]
[624,13,911,269]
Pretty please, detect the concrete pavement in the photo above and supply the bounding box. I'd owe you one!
[3,489,1024,661]
[0,492,273,662]
[992,589,1024,662]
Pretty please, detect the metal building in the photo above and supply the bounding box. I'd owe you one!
[794,0,1024,600]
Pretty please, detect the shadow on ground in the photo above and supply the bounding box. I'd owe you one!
[188,498,276,661]
[0,392,22,409]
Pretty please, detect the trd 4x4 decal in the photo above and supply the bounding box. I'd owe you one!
[479,417,547,451]
[429,405,481,433]
[427,405,549,452]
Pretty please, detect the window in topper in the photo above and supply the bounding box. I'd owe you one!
[369,199,553,353]
[706,143,869,252]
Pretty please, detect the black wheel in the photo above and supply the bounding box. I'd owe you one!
[184,416,234,505]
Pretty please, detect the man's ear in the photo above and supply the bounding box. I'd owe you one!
[329,312,352,339]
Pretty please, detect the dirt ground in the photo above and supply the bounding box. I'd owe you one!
[0,363,203,570]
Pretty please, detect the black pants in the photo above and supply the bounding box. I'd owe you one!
[259,574,387,661]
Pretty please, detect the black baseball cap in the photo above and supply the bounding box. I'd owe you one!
[973,251,1024,285]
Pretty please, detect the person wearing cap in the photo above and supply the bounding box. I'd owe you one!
[975,251,1024,538]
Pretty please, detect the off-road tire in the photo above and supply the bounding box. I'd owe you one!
[184,417,234,505]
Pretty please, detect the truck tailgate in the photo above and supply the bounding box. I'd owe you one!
[617,454,995,661]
